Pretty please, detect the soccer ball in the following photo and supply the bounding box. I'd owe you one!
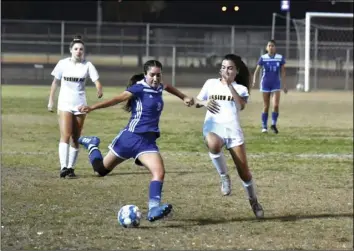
[296,83,305,91]
[117,205,142,228]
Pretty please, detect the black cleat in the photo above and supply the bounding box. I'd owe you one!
[249,199,264,219]
[60,168,70,178]
[270,125,279,134]
[67,168,77,179]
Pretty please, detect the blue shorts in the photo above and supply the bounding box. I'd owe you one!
[108,129,159,166]
[260,81,281,92]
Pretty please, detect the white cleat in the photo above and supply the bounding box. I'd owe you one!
[220,174,231,196]
[261,128,268,133]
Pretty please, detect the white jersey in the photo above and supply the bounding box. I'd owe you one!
[197,78,249,140]
[51,58,99,112]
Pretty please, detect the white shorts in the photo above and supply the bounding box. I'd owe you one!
[203,122,244,149]
[57,103,86,115]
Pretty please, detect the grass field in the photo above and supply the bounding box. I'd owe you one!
[1,85,353,250]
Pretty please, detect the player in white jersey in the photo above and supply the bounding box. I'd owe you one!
[47,35,103,178]
[195,54,264,219]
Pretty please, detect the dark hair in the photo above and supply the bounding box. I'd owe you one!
[123,60,163,112]
[70,34,85,49]
[223,54,251,92]
[268,39,276,45]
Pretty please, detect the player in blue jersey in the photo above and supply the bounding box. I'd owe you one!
[76,60,194,222]
[252,40,287,134]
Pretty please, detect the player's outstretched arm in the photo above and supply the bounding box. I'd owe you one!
[78,91,133,113]
[48,78,60,112]
[163,83,194,107]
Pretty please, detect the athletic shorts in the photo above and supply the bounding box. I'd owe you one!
[260,81,281,92]
[108,129,159,166]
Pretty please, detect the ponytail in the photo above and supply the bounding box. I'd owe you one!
[123,73,144,112]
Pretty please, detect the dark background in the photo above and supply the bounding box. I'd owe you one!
[2,0,353,25]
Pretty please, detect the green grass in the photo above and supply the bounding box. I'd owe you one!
[1,85,353,250]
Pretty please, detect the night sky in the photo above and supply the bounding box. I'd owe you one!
[2,0,353,25]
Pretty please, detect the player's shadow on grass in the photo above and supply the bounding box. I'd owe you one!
[183,212,353,226]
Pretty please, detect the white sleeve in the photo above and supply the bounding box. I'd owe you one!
[51,60,63,80]
[234,84,249,102]
[197,80,209,101]
[88,62,99,82]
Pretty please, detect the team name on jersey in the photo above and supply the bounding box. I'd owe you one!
[63,77,86,82]
[209,94,234,101]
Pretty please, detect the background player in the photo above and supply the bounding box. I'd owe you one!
[48,35,103,178]
[77,60,194,222]
[195,54,264,219]
[252,39,287,134]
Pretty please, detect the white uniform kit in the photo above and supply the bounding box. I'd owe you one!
[51,58,99,115]
[197,78,249,149]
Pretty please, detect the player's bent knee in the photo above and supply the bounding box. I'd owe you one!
[92,159,111,177]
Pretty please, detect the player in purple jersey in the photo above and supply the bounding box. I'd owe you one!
[252,40,287,134]
[77,60,194,222]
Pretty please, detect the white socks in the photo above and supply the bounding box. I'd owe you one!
[59,142,69,170]
[209,152,228,176]
[59,143,79,170]
[68,146,79,169]
[242,179,257,200]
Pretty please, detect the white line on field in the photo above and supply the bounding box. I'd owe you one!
[0,151,352,159]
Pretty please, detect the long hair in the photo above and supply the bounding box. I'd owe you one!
[223,54,251,92]
[123,60,163,112]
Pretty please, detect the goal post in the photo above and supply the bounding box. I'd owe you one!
[304,12,353,92]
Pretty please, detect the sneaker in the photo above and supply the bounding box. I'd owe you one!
[270,125,279,134]
[78,136,101,150]
[60,167,70,178]
[147,203,173,222]
[261,128,268,133]
[220,174,231,196]
[249,199,264,219]
[67,168,77,179]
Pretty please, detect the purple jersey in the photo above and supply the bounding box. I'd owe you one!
[125,80,164,137]
[258,53,285,85]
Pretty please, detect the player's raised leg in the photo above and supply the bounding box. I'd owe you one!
[137,152,172,222]
[205,132,231,196]
[229,144,264,219]
[261,92,271,133]
[67,114,86,178]
[79,136,125,176]
[58,111,74,178]
[270,90,281,134]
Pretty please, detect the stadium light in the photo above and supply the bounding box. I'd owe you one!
[234,6,240,11]
[221,6,227,11]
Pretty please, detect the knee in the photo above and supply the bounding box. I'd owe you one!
[93,159,111,177]
[205,135,223,153]
[152,167,165,181]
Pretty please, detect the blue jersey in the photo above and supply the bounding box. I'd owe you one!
[258,53,285,84]
[125,80,164,137]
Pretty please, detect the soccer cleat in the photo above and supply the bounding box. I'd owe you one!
[60,167,70,178]
[220,174,231,196]
[270,125,279,134]
[78,136,101,150]
[261,128,268,133]
[67,168,77,179]
[147,203,173,222]
[249,199,264,219]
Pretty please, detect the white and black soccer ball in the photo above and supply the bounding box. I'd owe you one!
[296,83,305,92]
[117,205,142,228]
